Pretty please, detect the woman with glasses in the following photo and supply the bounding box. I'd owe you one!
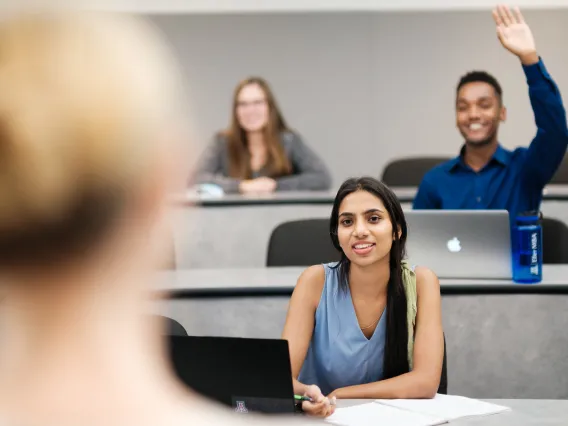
[195,77,331,194]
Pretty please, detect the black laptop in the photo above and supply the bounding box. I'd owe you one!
[168,335,297,414]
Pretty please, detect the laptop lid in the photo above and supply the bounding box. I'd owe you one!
[168,335,296,414]
[405,210,512,279]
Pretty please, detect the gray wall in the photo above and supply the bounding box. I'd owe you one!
[150,10,568,188]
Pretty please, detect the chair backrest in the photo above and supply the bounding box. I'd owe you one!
[438,333,448,394]
[542,217,568,264]
[158,315,188,336]
[381,157,451,187]
[549,154,568,184]
[266,219,341,267]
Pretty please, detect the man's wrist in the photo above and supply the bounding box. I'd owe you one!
[519,51,539,66]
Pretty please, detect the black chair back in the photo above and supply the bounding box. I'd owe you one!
[266,219,340,267]
[381,157,451,187]
[159,316,188,336]
[438,333,448,394]
[542,217,568,264]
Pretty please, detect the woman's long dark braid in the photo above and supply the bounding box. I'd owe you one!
[382,237,409,379]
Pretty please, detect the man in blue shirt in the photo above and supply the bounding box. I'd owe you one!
[413,5,568,219]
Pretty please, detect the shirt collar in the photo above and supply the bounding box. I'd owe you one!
[492,144,511,166]
[446,144,511,173]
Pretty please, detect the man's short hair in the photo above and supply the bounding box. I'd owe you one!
[457,71,503,104]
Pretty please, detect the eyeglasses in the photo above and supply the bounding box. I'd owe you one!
[236,99,267,108]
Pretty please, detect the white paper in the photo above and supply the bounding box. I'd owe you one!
[325,402,446,426]
[376,394,511,421]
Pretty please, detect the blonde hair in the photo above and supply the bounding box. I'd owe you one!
[0,10,184,269]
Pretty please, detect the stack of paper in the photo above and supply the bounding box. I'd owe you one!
[376,394,511,422]
[325,403,446,426]
[325,394,510,426]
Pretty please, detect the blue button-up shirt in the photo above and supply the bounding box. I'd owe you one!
[413,59,568,219]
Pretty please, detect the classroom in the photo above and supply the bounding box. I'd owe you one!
[0,1,567,425]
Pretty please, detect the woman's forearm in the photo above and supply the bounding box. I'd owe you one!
[293,378,310,396]
[330,371,438,400]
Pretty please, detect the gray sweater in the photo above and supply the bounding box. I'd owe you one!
[194,131,332,193]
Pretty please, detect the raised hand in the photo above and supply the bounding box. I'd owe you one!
[492,4,538,65]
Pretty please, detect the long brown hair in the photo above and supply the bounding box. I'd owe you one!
[223,77,292,179]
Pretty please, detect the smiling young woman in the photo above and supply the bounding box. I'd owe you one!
[194,77,331,194]
[281,177,444,418]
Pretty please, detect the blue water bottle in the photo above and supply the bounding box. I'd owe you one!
[512,211,543,284]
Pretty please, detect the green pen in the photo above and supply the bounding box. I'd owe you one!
[294,395,336,405]
[294,395,313,402]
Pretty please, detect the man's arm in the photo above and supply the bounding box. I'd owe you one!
[493,5,568,188]
[522,59,568,188]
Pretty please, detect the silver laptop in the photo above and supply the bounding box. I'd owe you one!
[405,210,512,279]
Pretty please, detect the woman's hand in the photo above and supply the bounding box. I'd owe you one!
[327,389,339,400]
[239,177,277,194]
[301,384,335,418]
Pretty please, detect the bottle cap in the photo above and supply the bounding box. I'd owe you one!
[516,210,542,223]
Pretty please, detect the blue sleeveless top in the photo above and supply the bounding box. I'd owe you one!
[297,262,387,395]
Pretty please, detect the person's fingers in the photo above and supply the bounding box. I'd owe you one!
[307,397,326,409]
[302,392,332,417]
[302,401,327,417]
[513,6,525,24]
[303,397,325,409]
[304,384,324,402]
[499,4,514,26]
[492,8,504,27]
[496,25,505,43]
[321,403,334,418]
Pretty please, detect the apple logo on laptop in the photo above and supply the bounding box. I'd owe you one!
[447,237,462,253]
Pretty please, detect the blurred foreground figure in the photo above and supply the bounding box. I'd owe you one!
[0,9,302,426]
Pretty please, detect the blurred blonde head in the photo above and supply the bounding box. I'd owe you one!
[0,10,185,273]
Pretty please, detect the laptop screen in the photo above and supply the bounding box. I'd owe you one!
[168,335,296,414]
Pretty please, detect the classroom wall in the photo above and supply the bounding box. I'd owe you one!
[150,10,568,188]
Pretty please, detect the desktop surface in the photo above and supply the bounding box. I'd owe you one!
[155,265,568,296]
[335,399,568,425]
